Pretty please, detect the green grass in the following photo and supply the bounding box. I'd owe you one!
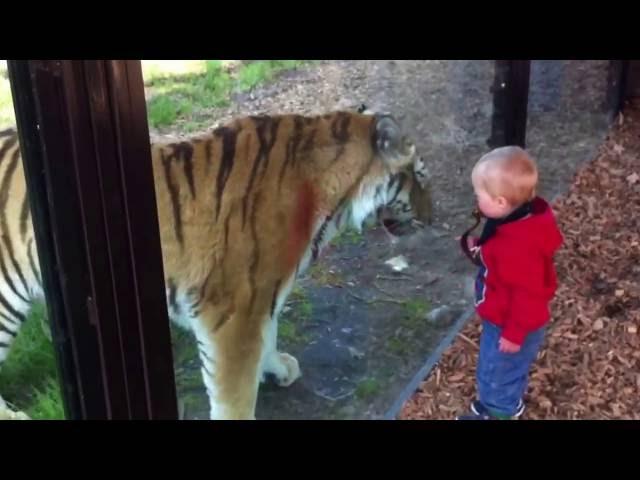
[0,58,311,419]
[237,60,305,91]
[142,60,309,131]
[308,262,343,286]
[383,298,431,357]
[400,298,430,328]
[0,59,310,133]
[331,227,364,247]
[355,378,381,400]
[0,66,16,129]
[278,286,313,344]
[0,302,65,419]
[388,336,409,355]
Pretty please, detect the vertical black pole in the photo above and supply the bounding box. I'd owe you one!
[488,60,531,149]
[607,60,630,120]
[7,61,87,420]
[7,60,178,420]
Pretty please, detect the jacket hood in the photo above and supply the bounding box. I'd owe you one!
[498,197,563,256]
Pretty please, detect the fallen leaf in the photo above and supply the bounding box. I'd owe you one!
[384,255,409,272]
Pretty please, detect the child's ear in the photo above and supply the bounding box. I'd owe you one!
[496,196,509,208]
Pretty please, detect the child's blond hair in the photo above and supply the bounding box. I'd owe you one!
[471,146,538,206]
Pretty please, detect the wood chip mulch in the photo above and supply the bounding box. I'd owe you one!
[399,100,640,420]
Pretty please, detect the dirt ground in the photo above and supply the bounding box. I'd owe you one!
[165,60,615,420]
[400,98,640,420]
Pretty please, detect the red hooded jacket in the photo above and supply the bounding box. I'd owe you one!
[472,197,563,345]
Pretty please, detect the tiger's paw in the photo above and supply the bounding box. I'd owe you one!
[264,352,301,387]
[0,396,30,420]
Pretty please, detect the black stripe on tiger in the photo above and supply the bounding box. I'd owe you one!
[388,172,406,204]
[335,209,345,230]
[270,279,282,318]
[311,195,349,262]
[0,290,26,324]
[191,268,213,317]
[278,116,305,191]
[173,142,196,199]
[201,358,213,377]
[0,318,17,337]
[311,217,330,263]
[330,113,350,142]
[300,127,317,157]
[0,148,31,299]
[0,134,17,160]
[0,311,19,329]
[204,138,213,174]
[27,239,41,286]
[246,191,261,316]
[242,116,280,230]
[214,126,237,222]
[0,244,28,303]
[19,191,30,244]
[161,150,184,247]
[168,278,179,315]
[0,128,16,138]
[329,112,351,165]
[212,311,231,334]
[259,117,280,179]
[387,173,397,190]
[198,346,214,365]
[0,341,10,349]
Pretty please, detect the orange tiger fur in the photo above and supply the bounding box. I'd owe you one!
[0,109,432,419]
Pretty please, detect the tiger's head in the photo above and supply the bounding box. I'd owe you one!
[355,104,433,238]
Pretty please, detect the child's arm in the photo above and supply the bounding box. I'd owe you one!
[494,249,545,346]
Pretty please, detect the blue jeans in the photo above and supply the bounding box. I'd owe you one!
[476,320,545,418]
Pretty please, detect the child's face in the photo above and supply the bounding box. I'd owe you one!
[472,180,513,219]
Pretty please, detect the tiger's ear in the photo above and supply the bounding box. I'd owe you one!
[373,114,415,167]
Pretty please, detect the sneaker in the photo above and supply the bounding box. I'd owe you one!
[471,399,525,418]
[455,411,494,420]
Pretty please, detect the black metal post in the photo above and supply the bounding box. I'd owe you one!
[488,60,531,149]
[626,61,640,99]
[607,61,630,120]
[7,60,178,420]
[8,61,88,419]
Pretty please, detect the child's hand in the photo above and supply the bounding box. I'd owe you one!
[499,337,521,353]
[466,236,478,250]
[454,236,478,250]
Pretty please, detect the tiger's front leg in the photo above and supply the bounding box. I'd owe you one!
[191,305,266,420]
[260,312,301,387]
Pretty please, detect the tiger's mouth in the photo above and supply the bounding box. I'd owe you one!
[377,207,425,237]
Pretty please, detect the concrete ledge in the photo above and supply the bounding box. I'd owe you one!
[383,306,475,420]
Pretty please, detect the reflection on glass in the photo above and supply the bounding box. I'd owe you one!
[0,60,64,419]
[141,60,497,419]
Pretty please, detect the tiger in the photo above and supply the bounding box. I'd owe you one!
[0,107,433,420]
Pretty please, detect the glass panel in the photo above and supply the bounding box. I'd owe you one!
[0,60,64,420]
[526,60,612,201]
[140,60,497,419]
